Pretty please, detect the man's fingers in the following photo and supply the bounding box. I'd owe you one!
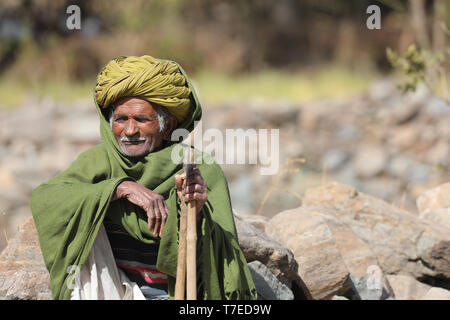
[174,174,184,190]
[185,184,206,194]
[184,184,207,200]
[153,202,163,237]
[176,168,207,219]
[186,170,203,181]
[157,199,168,237]
[147,204,155,233]
[184,191,207,202]
[121,183,169,237]
[177,190,184,202]
[182,175,205,189]
[159,214,167,237]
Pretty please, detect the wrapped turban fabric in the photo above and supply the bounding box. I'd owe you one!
[95,55,191,124]
[30,55,257,300]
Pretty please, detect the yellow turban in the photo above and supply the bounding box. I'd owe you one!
[95,55,191,123]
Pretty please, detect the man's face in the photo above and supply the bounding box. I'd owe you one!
[111,97,165,157]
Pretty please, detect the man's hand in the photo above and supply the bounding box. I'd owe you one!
[112,181,169,237]
[175,168,207,222]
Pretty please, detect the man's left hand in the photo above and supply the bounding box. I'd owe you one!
[175,168,207,222]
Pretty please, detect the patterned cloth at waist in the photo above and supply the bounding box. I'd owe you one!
[103,219,169,297]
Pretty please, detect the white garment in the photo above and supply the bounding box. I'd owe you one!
[70,224,146,300]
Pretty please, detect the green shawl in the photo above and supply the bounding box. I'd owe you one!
[30,59,257,300]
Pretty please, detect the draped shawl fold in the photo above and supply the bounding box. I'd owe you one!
[30,58,257,300]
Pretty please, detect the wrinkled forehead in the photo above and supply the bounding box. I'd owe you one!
[111,97,158,115]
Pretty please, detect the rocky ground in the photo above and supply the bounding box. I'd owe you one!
[0,79,449,299]
[212,80,450,218]
[1,181,449,300]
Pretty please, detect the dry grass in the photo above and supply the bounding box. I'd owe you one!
[194,65,377,106]
[0,64,377,109]
[2,212,8,245]
[256,158,306,216]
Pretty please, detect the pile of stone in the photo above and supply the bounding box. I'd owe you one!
[0,79,448,299]
[0,81,449,252]
[202,82,450,216]
[265,181,450,300]
[0,218,51,300]
[1,181,448,300]
[243,181,449,300]
[0,97,100,253]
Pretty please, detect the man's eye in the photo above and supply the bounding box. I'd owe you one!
[114,117,126,122]
[136,117,152,122]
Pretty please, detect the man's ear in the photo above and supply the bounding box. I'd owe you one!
[162,116,178,141]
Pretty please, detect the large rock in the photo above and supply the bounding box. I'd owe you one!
[416,182,450,214]
[426,140,450,166]
[376,91,423,125]
[387,155,430,183]
[266,204,395,300]
[389,125,419,150]
[233,213,303,290]
[239,214,269,233]
[309,206,394,300]
[332,221,394,300]
[249,102,299,128]
[0,103,57,148]
[321,149,351,172]
[331,295,349,300]
[302,182,450,282]
[386,274,431,300]
[348,265,394,300]
[353,145,388,178]
[0,218,51,300]
[247,260,294,300]
[56,107,101,144]
[421,287,450,300]
[266,208,351,300]
[419,208,450,231]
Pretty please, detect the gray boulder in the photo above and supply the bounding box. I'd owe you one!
[302,182,450,282]
[348,265,394,300]
[234,213,311,299]
[266,208,351,300]
[386,274,432,300]
[234,213,299,286]
[0,218,51,300]
[247,260,294,300]
[422,287,450,300]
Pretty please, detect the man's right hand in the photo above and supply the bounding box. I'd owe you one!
[112,181,169,238]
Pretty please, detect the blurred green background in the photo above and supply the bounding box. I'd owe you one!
[0,0,447,107]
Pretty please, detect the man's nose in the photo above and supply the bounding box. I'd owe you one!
[124,119,139,136]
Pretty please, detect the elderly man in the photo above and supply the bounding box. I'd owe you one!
[30,55,257,300]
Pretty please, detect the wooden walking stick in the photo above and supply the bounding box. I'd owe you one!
[175,147,197,300]
[174,198,187,299]
[185,147,197,300]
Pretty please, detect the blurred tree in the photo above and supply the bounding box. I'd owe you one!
[0,0,432,80]
[386,0,449,102]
